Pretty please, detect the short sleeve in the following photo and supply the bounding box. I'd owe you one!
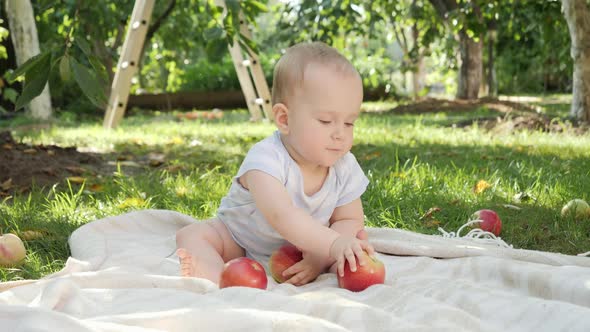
[236,138,285,184]
[335,153,369,207]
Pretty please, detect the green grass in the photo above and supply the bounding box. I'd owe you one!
[2,98,590,282]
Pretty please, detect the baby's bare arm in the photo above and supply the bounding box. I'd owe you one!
[330,198,366,237]
[242,170,340,258]
[327,199,375,266]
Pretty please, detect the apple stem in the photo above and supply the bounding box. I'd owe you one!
[438,221,513,249]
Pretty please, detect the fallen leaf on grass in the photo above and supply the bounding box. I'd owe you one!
[1,178,13,191]
[392,172,407,179]
[164,165,185,172]
[118,197,146,209]
[473,180,491,194]
[420,207,442,220]
[67,176,86,184]
[362,151,382,161]
[183,111,202,120]
[19,230,45,241]
[108,160,142,167]
[65,166,87,175]
[168,137,184,145]
[117,154,134,161]
[42,168,57,176]
[425,220,441,228]
[148,153,166,167]
[175,186,189,197]
[88,184,104,192]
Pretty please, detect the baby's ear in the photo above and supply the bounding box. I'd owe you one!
[273,103,289,134]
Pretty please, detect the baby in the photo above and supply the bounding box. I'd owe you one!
[176,41,375,286]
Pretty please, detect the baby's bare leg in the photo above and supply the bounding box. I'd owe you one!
[176,218,244,283]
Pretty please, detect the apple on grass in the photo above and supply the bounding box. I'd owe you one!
[470,209,502,236]
[219,257,268,290]
[269,243,303,283]
[0,233,26,267]
[337,251,385,292]
[561,199,590,220]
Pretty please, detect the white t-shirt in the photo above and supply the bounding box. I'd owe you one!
[217,130,369,265]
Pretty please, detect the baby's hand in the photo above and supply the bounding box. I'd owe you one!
[329,235,375,277]
[282,252,326,286]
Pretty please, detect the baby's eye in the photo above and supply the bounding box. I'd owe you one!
[345,122,354,127]
[318,119,331,125]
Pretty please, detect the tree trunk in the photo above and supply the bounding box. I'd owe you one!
[562,0,590,122]
[428,0,482,100]
[411,22,426,99]
[4,0,52,120]
[457,31,482,99]
[486,21,498,97]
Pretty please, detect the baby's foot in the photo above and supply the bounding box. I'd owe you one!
[176,248,198,277]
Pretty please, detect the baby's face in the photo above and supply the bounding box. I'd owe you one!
[283,63,363,168]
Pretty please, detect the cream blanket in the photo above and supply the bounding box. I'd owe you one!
[1,209,589,331]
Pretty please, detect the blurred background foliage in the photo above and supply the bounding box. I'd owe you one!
[0,0,572,115]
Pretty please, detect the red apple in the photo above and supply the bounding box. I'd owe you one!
[219,257,268,289]
[337,251,385,292]
[269,243,303,283]
[470,209,502,236]
[0,233,26,267]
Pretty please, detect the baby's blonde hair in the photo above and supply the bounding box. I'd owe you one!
[271,42,359,105]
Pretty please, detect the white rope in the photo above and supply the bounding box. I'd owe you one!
[438,220,514,249]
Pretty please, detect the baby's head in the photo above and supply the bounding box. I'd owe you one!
[271,42,360,106]
[271,42,363,168]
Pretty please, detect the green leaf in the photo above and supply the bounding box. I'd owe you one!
[242,0,268,13]
[2,87,18,103]
[14,52,52,110]
[206,39,228,63]
[225,0,240,14]
[59,55,71,82]
[75,38,92,57]
[203,27,224,41]
[70,57,107,109]
[87,55,109,86]
[6,52,48,83]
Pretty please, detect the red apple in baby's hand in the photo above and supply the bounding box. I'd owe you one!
[337,251,385,292]
[470,209,502,236]
[0,233,26,267]
[219,257,268,289]
[269,243,303,283]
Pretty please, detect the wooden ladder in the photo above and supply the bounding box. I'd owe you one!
[103,0,272,129]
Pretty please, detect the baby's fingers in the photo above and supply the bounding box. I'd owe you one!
[337,258,345,277]
[283,261,305,278]
[361,241,376,257]
[285,270,307,285]
[352,243,368,266]
[344,247,357,273]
